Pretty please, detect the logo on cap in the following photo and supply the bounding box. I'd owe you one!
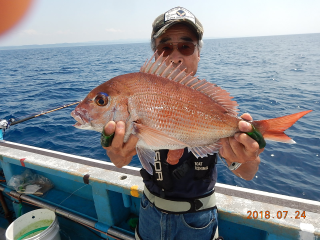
[176,10,186,17]
[164,7,196,24]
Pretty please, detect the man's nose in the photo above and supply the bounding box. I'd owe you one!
[168,48,182,65]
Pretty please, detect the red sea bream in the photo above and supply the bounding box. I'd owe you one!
[71,53,312,173]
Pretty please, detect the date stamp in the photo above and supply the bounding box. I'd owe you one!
[247,210,306,219]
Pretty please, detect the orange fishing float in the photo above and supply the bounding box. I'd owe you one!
[0,0,34,36]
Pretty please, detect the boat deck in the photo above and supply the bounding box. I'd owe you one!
[0,140,319,240]
[0,226,5,239]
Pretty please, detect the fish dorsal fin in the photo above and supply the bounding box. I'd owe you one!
[140,53,239,115]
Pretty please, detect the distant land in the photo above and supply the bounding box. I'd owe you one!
[0,32,319,51]
[0,39,150,50]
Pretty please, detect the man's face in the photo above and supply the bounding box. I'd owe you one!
[154,23,200,75]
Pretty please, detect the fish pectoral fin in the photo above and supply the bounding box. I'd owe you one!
[136,143,155,175]
[167,149,184,165]
[133,122,189,149]
[189,142,222,158]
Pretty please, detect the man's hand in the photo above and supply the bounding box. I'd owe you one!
[103,121,139,168]
[219,113,264,180]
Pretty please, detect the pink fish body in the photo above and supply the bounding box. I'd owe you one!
[71,54,312,173]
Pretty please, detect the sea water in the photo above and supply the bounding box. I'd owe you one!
[0,33,319,201]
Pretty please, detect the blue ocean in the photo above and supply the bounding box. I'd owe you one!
[1,33,319,201]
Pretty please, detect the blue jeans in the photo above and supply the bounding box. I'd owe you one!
[137,194,218,240]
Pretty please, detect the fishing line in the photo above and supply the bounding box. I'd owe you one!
[58,184,88,206]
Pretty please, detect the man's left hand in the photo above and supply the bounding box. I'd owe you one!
[219,113,264,180]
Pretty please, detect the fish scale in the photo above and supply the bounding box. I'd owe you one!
[129,82,236,145]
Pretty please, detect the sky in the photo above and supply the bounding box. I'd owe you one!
[0,0,319,47]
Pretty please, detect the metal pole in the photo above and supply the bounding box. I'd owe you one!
[0,186,135,240]
[0,191,13,224]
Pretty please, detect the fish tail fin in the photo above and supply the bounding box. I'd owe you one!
[253,110,312,143]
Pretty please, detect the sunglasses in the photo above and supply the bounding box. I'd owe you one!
[156,42,197,57]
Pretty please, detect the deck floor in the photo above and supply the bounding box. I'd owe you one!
[0,226,6,239]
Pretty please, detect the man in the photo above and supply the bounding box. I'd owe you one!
[103,6,263,240]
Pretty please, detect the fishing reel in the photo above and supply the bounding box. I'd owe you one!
[0,118,15,140]
[0,119,9,130]
[0,119,8,140]
[0,118,16,129]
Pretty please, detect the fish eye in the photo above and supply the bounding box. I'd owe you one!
[94,92,109,106]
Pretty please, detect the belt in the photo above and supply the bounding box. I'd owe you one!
[143,186,216,214]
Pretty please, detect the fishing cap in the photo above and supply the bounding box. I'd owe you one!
[152,7,204,40]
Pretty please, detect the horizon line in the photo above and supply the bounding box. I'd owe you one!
[0,32,319,50]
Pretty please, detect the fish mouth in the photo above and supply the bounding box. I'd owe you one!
[71,109,103,132]
[71,110,90,129]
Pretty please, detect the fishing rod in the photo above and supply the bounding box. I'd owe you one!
[0,101,80,140]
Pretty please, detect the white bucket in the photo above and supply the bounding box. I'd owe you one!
[5,209,61,240]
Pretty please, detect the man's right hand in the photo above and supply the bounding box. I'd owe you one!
[103,121,139,168]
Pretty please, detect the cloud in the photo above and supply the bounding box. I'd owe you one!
[56,30,72,35]
[105,28,123,33]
